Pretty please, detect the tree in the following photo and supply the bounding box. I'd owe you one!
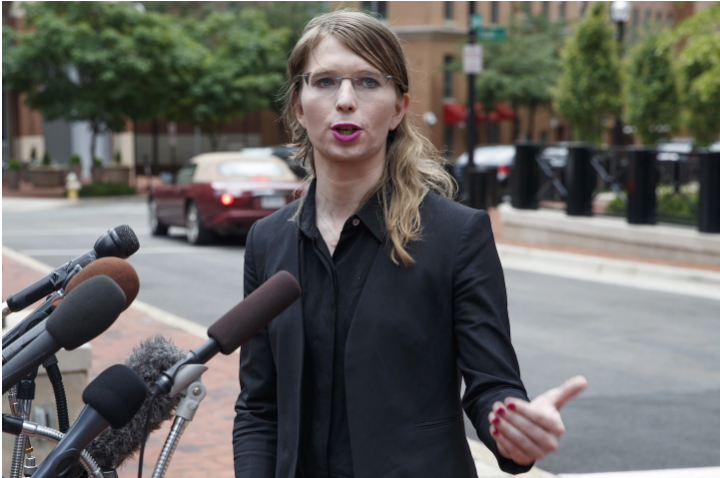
[166,9,289,151]
[2,2,189,163]
[552,2,622,144]
[474,3,564,142]
[662,3,720,147]
[625,31,679,145]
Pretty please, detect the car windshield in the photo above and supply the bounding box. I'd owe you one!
[217,161,286,178]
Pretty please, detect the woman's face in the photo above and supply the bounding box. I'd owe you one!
[294,35,409,170]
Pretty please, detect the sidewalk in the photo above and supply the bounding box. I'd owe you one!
[2,250,549,478]
[2,174,162,199]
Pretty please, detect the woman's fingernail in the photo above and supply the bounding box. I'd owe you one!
[497,407,506,415]
[492,428,499,436]
[507,403,517,410]
[492,416,500,424]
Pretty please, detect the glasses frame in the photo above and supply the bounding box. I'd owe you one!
[295,71,404,94]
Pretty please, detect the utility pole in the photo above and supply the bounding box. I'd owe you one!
[463,2,484,209]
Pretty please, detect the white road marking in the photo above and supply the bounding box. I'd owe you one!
[559,467,720,478]
[3,228,150,237]
[15,247,238,256]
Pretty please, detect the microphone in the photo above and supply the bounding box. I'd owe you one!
[2,259,140,364]
[2,275,126,394]
[85,336,186,470]
[2,225,139,316]
[152,270,301,396]
[31,364,148,478]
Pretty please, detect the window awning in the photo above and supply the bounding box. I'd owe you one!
[442,102,516,125]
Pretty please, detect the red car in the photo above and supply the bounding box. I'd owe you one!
[148,152,303,245]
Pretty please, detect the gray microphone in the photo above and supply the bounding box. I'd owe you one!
[2,275,126,394]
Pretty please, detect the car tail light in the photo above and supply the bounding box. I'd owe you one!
[498,165,510,175]
[220,193,234,206]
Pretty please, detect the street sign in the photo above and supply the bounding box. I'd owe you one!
[477,26,507,42]
[471,13,483,31]
[462,44,483,74]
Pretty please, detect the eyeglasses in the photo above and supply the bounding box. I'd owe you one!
[296,70,402,97]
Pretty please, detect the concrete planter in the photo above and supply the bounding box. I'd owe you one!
[5,170,21,189]
[102,166,131,184]
[26,167,64,187]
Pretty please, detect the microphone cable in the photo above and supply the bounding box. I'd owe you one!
[137,388,159,478]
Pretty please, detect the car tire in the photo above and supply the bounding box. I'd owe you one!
[149,198,169,236]
[186,201,213,245]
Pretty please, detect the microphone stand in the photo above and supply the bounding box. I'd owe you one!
[9,369,37,478]
[151,364,208,478]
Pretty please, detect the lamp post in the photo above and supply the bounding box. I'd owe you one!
[610,1,631,148]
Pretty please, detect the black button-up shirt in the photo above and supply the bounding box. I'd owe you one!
[298,180,384,478]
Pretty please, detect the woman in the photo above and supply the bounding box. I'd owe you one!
[233,10,586,478]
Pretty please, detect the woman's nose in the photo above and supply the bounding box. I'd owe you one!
[335,79,357,111]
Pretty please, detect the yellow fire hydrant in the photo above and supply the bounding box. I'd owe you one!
[65,172,81,200]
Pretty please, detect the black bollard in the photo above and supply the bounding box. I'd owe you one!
[465,166,497,211]
[565,144,595,217]
[511,143,540,209]
[627,147,657,225]
[698,150,720,233]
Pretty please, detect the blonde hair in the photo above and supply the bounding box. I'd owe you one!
[281,10,457,266]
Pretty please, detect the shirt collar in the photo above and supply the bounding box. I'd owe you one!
[299,178,385,243]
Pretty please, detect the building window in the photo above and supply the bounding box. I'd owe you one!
[444,1,453,20]
[360,1,387,19]
[542,1,549,16]
[491,2,499,24]
[632,8,638,27]
[444,125,454,157]
[579,1,587,16]
[443,55,454,99]
[666,12,673,24]
[656,11,662,22]
[558,1,566,21]
[644,10,651,23]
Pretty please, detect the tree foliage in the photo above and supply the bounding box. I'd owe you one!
[662,3,720,146]
[168,9,289,150]
[2,2,191,160]
[474,3,565,140]
[552,2,622,144]
[625,31,679,145]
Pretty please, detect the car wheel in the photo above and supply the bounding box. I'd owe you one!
[149,198,169,236]
[186,201,213,245]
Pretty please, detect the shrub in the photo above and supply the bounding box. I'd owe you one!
[79,182,136,197]
[69,154,81,165]
[93,158,103,168]
[42,151,52,166]
[8,159,22,171]
[114,150,122,165]
[30,147,37,160]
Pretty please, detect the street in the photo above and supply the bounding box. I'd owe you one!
[3,197,719,475]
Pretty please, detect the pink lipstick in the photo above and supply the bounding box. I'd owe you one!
[331,123,362,142]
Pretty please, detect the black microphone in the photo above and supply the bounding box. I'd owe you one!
[2,225,139,315]
[2,275,126,394]
[151,270,301,396]
[85,336,186,470]
[2,258,141,364]
[31,364,147,478]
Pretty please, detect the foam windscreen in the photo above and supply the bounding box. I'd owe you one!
[65,257,140,310]
[112,225,140,258]
[208,271,300,355]
[82,364,147,429]
[46,275,126,350]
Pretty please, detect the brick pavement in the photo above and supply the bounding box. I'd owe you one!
[2,254,238,478]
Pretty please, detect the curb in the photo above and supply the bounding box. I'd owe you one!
[496,244,720,302]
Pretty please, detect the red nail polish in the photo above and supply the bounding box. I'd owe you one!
[497,407,506,415]
[492,428,499,436]
[492,417,500,424]
[507,403,516,410]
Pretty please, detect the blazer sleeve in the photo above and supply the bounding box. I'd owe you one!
[233,223,278,478]
[452,210,534,475]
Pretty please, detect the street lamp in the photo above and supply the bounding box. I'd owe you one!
[611,1,631,148]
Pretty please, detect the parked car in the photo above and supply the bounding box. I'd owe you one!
[240,145,308,178]
[656,139,694,161]
[148,152,303,245]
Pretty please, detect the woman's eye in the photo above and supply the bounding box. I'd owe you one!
[360,77,379,88]
[315,78,335,88]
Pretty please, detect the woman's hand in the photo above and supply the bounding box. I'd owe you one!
[488,375,588,466]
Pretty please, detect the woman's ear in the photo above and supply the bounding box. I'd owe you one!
[390,93,410,131]
[293,94,306,129]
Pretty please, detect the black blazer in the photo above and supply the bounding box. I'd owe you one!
[233,193,532,478]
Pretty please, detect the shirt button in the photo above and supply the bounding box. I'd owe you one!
[352,218,360,226]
